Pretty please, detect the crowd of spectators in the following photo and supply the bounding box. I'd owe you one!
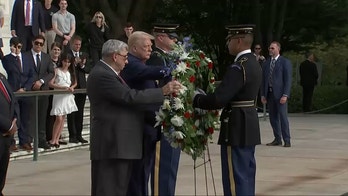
[0,0,134,152]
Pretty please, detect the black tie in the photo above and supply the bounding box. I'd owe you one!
[36,53,41,68]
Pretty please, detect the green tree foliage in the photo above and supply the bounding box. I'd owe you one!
[65,0,348,83]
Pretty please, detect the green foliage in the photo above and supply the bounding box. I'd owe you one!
[284,36,348,86]
[288,85,348,114]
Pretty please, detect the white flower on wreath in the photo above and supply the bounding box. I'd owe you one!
[170,115,184,127]
[179,51,191,60]
[194,119,200,127]
[172,131,185,139]
[154,109,166,127]
[162,99,171,110]
[173,97,184,110]
[178,84,187,95]
[176,61,187,74]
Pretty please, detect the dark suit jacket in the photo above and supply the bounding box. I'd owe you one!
[23,51,54,90]
[87,60,165,160]
[68,50,91,89]
[299,59,318,87]
[121,53,170,140]
[1,54,35,91]
[261,56,292,99]
[0,73,20,194]
[0,73,20,135]
[11,0,46,36]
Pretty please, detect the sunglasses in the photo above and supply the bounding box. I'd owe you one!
[14,45,22,49]
[96,16,103,19]
[34,41,44,46]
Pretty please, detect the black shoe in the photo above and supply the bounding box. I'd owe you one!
[38,142,51,149]
[69,138,79,143]
[284,142,291,147]
[59,140,68,145]
[266,140,282,146]
[77,137,88,144]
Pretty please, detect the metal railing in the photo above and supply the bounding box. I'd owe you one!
[14,89,87,161]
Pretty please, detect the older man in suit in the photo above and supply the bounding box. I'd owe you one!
[0,73,19,196]
[24,35,54,149]
[1,37,35,151]
[261,41,292,147]
[11,0,46,52]
[87,39,181,196]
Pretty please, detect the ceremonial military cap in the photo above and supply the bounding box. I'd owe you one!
[225,24,255,39]
[153,23,180,39]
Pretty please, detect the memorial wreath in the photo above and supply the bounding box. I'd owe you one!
[155,38,220,160]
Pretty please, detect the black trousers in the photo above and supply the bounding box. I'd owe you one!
[91,159,133,196]
[46,95,55,141]
[67,93,86,139]
[0,137,11,196]
[89,47,101,67]
[19,26,34,52]
[302,85,315,112]
[30,96,49,144]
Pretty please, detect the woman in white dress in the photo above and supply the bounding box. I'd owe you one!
[49,53,78,147]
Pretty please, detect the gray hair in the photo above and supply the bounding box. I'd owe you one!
[102,39,128,58]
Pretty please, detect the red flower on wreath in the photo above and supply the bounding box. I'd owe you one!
[186,62,190,67]
[208,62,213,69]
[189,75,196,83]
[184,112,191,119]
[210,77,215,83]
[207,127,214,134]
[199,53,205,59]
[195,61,200,67]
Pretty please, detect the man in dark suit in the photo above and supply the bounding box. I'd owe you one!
[0,73,19,196]
[299,52,318,112]
[25,35,54,149]
[11,0,46,52]
[1,37,35,151]
[87,39,181,196]
[120,30,172,196]
[67,35,90,144]
[261,41,292,147]
[145,24,181,196]
[193,25,262,196]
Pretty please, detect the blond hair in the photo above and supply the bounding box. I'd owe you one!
[128,31,154,49]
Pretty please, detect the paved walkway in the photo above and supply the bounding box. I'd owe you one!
[3,114,348,195]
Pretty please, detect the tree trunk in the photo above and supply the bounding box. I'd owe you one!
[266,0,277,45]
[275,0,288,42]
[252,0,262,45]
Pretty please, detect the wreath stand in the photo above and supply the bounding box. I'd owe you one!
[193,144,217,196]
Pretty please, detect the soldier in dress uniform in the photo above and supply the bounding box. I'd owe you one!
[146,24,181,196]
[193,24,262,196]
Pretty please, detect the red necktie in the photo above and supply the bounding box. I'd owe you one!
[118,75,127,86]
[0,80,11,102]
[25,0,31,26]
